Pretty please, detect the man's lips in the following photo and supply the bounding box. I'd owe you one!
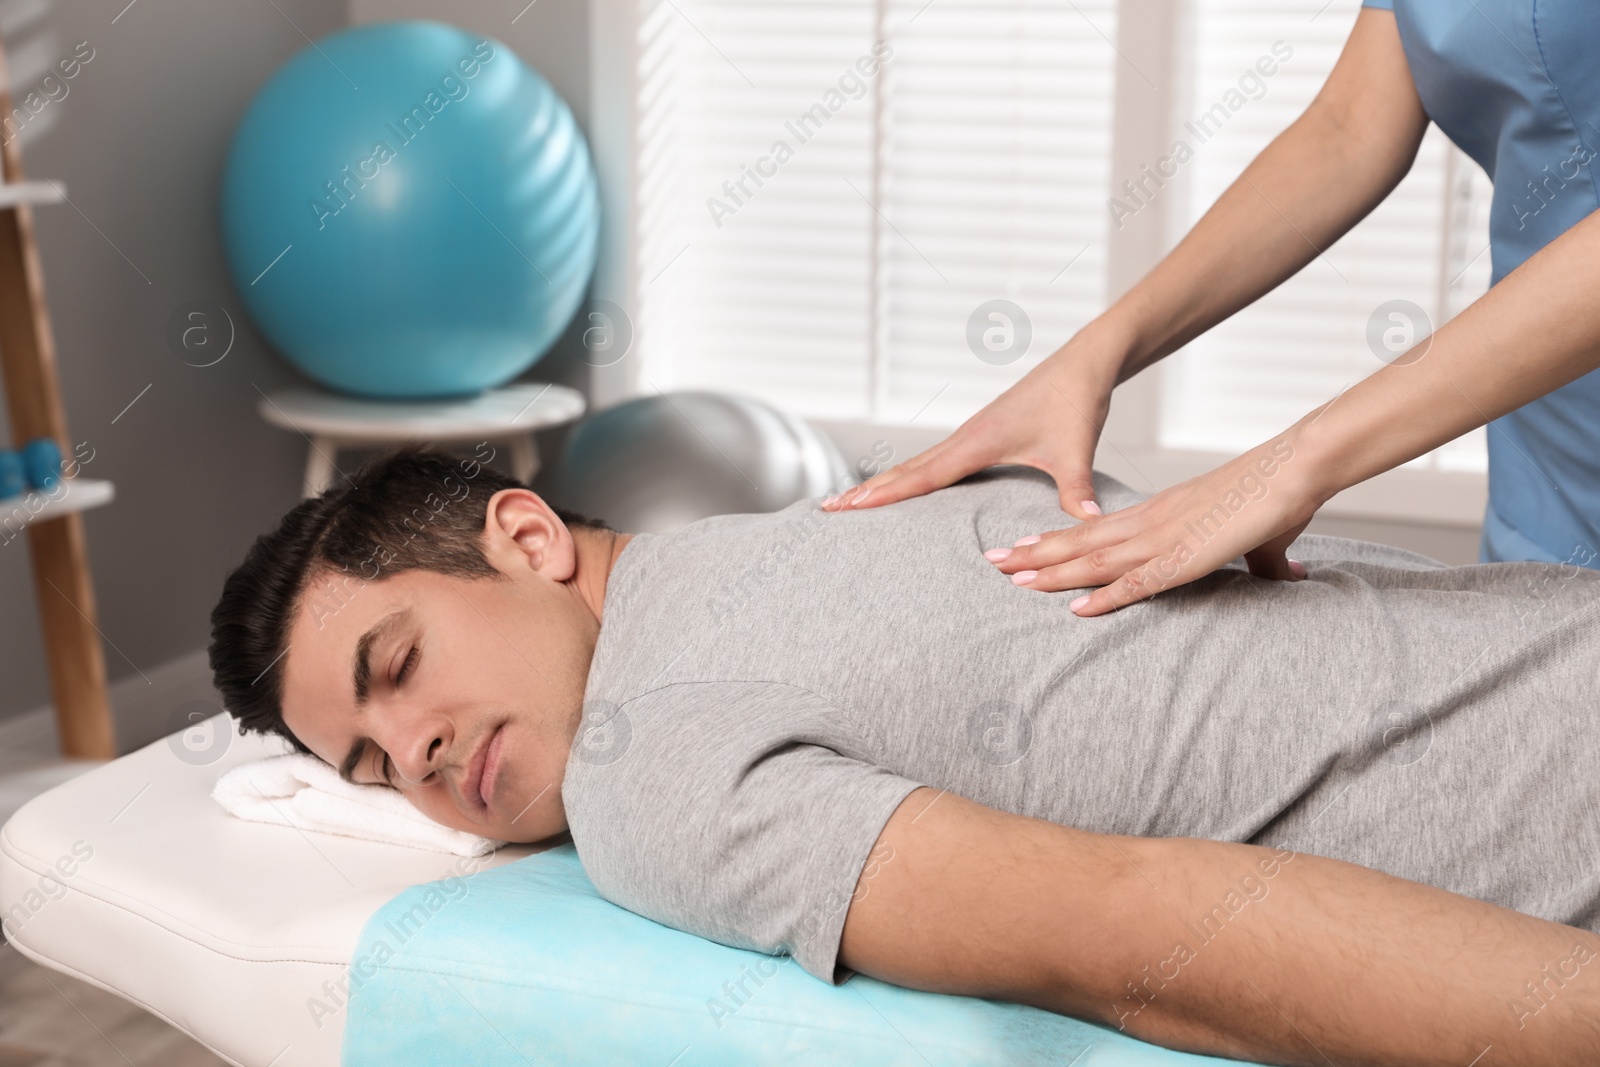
[476,723,506,814]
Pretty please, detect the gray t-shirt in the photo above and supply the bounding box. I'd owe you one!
[562,466,1600,984]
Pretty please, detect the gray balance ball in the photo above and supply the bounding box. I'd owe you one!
[552,391,854,534]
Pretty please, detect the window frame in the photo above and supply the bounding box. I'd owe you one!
[586,0,1489,527]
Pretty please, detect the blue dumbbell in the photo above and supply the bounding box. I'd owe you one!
[0,449,22,499]
[21,437,62,492]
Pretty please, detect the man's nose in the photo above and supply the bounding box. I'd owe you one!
[391,727,446,785]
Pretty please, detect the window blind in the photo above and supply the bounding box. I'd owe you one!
[1157,0,1493,471]
[638,0,1117,426]
[632,0,1491,470]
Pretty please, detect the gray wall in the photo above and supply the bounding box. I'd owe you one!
[0,0,599,737]
[0,0,348,733]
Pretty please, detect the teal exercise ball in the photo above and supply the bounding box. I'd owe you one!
[220,21,599,399]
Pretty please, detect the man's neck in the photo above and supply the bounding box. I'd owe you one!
[572,527,635,624]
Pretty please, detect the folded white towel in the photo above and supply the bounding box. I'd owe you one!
[211,752,506,857]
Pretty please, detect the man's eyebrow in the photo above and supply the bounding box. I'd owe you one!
[339,606,411,785]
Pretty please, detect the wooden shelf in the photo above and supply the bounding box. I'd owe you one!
[0,29,115,760]
[0,477,113,532]
[0,180,64,209]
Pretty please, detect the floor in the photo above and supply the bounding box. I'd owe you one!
[0,714,229,1067]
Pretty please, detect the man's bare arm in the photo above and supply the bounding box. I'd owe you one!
[840,787,1600,1066]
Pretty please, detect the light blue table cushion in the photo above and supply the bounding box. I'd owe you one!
[342,844,1257,1066]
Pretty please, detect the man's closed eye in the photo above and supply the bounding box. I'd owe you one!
[374,645,419,788]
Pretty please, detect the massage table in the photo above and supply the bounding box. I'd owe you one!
[1,713,1252,1065]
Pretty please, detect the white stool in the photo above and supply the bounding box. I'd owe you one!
[256,382,587,499]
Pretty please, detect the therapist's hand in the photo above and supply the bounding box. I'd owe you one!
[987,436,1322,615]
[822,336,1122,521]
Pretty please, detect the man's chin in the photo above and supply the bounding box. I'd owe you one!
[525,828,573,848]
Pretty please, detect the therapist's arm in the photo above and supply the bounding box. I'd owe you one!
[841,788,1600,1066]
[1093,6,1429,383]
[827,8,1426,519]
[993,194,1600,613]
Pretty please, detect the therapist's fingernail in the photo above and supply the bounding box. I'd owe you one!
[985,548,1011,562]
[1081,500,1102,516]
[1288,559,1307,579]
[1012,570,1038,585]
[822,494,840,508]
[1014,534,1041,547]
[1070,595,1091,612]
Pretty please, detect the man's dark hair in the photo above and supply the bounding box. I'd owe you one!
[208,444,612,757]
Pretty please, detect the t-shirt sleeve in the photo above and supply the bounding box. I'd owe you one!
[560,680,923,984]
[1361,0,1394,9]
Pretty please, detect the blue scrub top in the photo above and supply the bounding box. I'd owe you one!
[1361,0,1600,568]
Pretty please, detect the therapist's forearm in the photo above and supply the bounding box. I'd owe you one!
[1082,10,1427,383]
[1291,205,1600,506]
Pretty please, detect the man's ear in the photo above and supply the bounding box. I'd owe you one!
[482,488,576,580]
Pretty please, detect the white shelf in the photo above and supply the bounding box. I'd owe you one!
[0,476,113,531]
[0,180,65,209]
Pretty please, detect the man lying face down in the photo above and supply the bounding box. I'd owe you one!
[210,445,1600,1065]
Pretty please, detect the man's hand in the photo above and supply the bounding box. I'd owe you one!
[840,787,1600,1066]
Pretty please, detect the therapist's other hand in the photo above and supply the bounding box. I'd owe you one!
[821,340,1120,522]
[987,437,1320,616]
